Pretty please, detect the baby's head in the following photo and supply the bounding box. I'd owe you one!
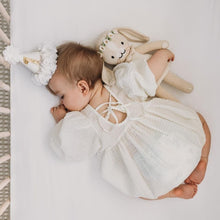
[48,42,103,111]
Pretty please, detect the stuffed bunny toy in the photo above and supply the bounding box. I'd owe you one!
[96,28,193,101]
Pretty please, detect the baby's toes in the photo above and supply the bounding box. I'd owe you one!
[192,184,198,197]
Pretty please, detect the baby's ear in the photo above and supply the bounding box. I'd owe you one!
[77,80,90,95]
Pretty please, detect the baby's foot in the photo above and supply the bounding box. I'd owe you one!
[184,157,208,185]
[170,184,198,199]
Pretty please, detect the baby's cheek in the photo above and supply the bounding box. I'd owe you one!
[64,103,72,111]
[62,101,69,111]
[63,101,76,111]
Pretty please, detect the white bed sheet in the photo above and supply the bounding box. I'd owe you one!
[11,0,220,219]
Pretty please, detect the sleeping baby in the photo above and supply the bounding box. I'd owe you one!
[3,42,211,200]
[48,42,211,200]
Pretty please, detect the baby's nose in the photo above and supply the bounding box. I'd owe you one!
[60,99,63,104]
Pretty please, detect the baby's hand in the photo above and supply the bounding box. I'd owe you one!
[50,104,67,123]
[165,49,175,62]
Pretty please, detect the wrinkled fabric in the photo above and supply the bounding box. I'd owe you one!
[114,53,157,101]
[50,84,206,199]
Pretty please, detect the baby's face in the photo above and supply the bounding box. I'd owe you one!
[48,72,90,111]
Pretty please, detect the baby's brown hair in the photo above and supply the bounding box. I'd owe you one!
[56,42,103,88]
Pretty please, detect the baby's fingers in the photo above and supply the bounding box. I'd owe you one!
[50,107,56,113]
[168,54,175,62]
[58,104,66,110]
[50,104,64,112]
[168,57,174,62]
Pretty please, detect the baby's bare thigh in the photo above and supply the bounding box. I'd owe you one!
[147,51,168,81]
[197,112,209,132]
[197,112,211,153]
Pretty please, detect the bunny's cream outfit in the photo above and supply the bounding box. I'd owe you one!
[113,53,159,101]
[50,84,206,199]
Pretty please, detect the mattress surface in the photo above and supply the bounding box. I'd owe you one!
[11,0,220,219]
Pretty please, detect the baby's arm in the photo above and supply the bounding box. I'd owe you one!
[50,104,67,123]
[147,49,174,81]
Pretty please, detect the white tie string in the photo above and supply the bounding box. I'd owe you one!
[95,92,127,124]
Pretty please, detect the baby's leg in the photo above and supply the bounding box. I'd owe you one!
[147,49,174,81]
[185,113,211,185]
[140,184,198,200]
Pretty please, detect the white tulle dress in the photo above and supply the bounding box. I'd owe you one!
[50,84,206,199]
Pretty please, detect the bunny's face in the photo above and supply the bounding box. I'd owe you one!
[101,33,130,65]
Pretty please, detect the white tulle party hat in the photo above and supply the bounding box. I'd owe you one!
[3,43,57,86]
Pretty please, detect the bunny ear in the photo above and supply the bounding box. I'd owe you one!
[101,64,116,86]
[116,27,150,43]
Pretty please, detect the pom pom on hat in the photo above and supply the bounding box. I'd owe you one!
[3,43,58,86]
[3,45,21,64]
